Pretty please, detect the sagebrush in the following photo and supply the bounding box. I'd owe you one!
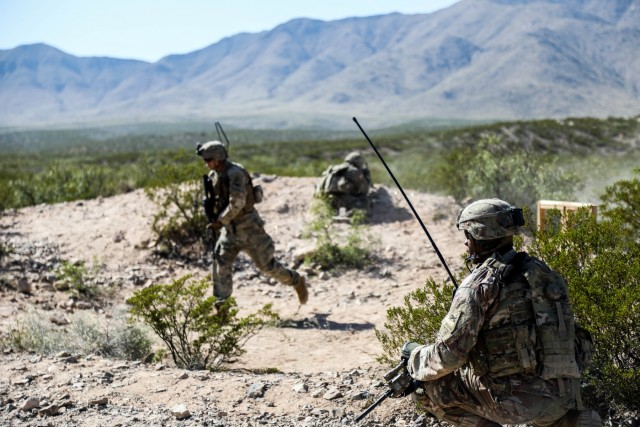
[303,196,377,270]
[127,275,279,370]
[2,307,152,360]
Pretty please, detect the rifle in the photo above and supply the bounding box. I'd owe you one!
[352,117,458,290]
[203,121,230,286]
[354,359,417,422]
[202,174,220,284]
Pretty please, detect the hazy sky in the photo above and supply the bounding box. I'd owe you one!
[0,0,459,62]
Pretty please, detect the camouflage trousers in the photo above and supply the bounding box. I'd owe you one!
[212,211,301,300]
[411,366,601,427]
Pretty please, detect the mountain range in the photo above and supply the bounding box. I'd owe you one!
[1,0,639,129]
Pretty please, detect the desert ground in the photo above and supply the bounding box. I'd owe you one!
[0,176,466,426]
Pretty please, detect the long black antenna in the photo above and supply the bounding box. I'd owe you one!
[353,117,458,289]
[215,121,230,151]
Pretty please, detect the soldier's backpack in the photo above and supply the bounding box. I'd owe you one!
[316,163,350,194]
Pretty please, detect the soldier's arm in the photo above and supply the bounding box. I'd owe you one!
[407,268,500,381]
[218,166,248,225]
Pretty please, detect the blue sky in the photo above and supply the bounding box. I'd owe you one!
[0,0,459,62]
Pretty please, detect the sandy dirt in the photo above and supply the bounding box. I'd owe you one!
[0,176,466,426]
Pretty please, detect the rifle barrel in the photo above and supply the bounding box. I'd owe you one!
[354,389,393,423]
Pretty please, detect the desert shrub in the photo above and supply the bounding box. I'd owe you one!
[303,196,377,270]
[54,260,104,300]
[600,167,640,240]
[10,162,114,207]
[144,158,208,259]
[126,275,278,370]
[375,277,457,366]
[435,134,579,207]
[527,207,640,414]
[2,307,152,360]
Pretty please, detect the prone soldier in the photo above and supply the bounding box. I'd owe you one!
[315,151,372,216]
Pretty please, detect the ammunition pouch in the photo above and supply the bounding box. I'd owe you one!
[253,184,263,204]
[574,324,593,372]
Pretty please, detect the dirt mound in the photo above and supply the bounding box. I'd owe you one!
[0,176,464,426]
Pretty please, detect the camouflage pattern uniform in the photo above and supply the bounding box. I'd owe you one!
[209,161,304,300]
[315,151,372,213]
[196,140,307,303]
[405,199,601,427]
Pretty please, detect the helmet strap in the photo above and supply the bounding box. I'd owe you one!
[467,236,513,267]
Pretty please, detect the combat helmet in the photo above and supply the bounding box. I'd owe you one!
[345,151,365,169]
[456,198,524,240]
[196,140,227,161]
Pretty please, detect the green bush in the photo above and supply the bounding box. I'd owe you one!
[144,159,208,259]
[2,307,152,360]
[375,277,457,366]
[54,260,104,300]
[303,196,377,270]
[126,275,278,370]
[600,167,640,240]
[435,134,579,208]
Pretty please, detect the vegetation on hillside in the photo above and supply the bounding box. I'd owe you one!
[1,116,638,213]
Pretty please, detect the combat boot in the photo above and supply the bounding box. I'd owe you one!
[552,409,603,427]
[293,276,308,304]
[577,410,602,427]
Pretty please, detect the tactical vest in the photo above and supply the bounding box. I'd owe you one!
[211,162,260,219]
[469,253,581,380]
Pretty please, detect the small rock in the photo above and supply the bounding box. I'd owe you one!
[171,404,191,420]
[88,397,108,406]
[50,314,69,325]
[310,388,325,398]
[21,397,40,411]
[323,387,343,400]
[348,390,371,401]
[38,404,60,416]
[247,382,267,398]
[292,383,308,393]
[18,277,32,294]
[75,301,93,310]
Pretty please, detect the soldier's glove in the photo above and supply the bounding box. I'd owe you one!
[401,341,420,362]
[207,220,223,231]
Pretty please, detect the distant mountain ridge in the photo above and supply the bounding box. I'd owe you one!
[1,0,639,129]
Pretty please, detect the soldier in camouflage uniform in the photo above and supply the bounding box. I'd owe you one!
[402,199,601,426]
[197,141,308,304]
[315,151,372,215]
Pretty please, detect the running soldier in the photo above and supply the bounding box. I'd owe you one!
[197,140,308,305]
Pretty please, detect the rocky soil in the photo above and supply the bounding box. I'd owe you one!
[0,176,467,426]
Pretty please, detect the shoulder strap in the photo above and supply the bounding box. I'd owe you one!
[485,252,527,283]
[483,252,529,320]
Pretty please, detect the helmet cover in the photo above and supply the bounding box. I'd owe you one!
[457,198,524,240]
[345,151,365,169]
[196,140,227,161]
